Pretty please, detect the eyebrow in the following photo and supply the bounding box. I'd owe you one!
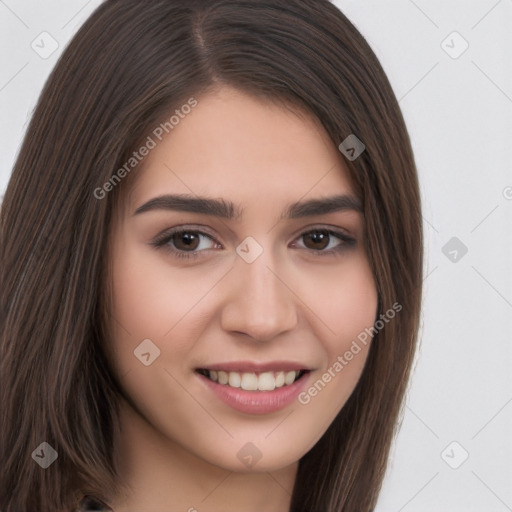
[133,193,362,220]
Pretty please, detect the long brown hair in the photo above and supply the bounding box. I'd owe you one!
[0,1,423,510]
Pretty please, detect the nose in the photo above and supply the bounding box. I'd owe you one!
[220,248,298,342]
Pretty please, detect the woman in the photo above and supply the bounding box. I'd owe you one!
[0,1,423,511]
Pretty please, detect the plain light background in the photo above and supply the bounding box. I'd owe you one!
[1,1,511,510]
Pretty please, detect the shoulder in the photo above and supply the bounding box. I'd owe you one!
[74,495,113,512]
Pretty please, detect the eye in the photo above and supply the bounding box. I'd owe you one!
[151,228,219,260]
[150,226,356,260]
[291,228,356,256]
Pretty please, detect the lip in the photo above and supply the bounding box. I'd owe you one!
[196,369,312,415]
[197,360,312,373]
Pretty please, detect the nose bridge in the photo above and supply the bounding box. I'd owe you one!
[220,240,298,341]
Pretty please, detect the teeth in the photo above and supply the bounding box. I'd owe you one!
[284,370,296,386]
[258,372,275,391]
[241,373,258,391]
[228,372,241,388]
[206,369,302,390]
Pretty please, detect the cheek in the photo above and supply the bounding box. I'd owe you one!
[326,257,378,372]
[107,239,233,376]
[108,241,190,370]
[112,244,216,351]
[300,254,378,345]
[106,244,217,431]
[294,256,377,421]
[332,263,377,342]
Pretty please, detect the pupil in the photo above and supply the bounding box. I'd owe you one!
[175,232,198,250]
[307,231,328,250]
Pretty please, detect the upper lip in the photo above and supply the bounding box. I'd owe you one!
[196,361,312,373]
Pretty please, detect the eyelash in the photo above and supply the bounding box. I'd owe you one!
[151,226,356,260]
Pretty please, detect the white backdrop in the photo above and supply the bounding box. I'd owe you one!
[1,1,511,510]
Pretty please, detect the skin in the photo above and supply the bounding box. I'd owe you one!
[105,86,378,512]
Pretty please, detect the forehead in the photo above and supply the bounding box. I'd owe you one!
[125,87,356,215]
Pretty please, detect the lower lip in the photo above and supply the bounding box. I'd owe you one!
[196,371,311,415]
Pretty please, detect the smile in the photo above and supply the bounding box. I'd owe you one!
[196,369,307,391]
[195,363,312,414]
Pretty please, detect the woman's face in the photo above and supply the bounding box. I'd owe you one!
[107,86,378,473]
